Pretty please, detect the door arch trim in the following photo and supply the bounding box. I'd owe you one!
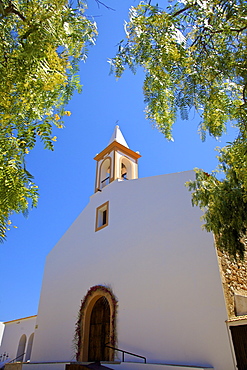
[75,285,118,362]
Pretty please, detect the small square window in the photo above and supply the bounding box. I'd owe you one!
[95,201,109,231]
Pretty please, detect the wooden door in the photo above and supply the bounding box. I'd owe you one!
[230,325,247,369]
[88,297,110,361]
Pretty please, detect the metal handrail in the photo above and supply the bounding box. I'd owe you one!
[105,345,146,363]
[8,353,26,363]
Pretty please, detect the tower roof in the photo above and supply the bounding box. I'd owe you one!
[108,125,129,148]
[94,125,141,162]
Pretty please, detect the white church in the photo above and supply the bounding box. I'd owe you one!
[1,127,247,370]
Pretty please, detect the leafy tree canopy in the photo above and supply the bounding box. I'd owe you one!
[111,0,247,258]
[0,0,97,242]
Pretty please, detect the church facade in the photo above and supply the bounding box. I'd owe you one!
[1,127,246,370]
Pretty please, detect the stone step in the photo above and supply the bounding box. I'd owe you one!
[5,361,213,370]
[108,362,213,370]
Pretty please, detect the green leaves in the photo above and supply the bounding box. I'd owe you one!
[186,134,247,258]
[187,165,247,258]
[112,0,247,138]
[0,132,38,242]
[0,0,97,241]
[111,0,247,258]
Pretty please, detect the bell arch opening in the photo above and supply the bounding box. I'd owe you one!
[120,157,134,180]
[99,158,111,189]
[75,286,117,362]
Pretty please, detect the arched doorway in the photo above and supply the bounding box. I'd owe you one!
[88,297,110,361]
[75,285,117,362]
[25,333,34,361]
[16,334,26,362]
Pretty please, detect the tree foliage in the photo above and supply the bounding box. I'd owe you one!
[111,0,247,257]
[0,0,97,242]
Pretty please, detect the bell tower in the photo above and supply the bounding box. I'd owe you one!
[94,126,141,192]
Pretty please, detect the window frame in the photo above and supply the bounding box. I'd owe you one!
[95,201,109,232]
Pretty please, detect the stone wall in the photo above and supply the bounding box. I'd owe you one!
[217,249,247,319]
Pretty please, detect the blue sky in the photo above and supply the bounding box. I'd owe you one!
[0,0,237,322]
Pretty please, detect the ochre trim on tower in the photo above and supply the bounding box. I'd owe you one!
[94,127,141,192]
[94,141,141,162]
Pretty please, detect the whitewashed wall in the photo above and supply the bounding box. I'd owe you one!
[31,171,235,370]
[0,323,4,346]
[0,316,36,363]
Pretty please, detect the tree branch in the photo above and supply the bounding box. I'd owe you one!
[94,0,115,11]
[172,5,193,18]
[0,0,26,21]
[206,26,247,34]
[243,83,247,105]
